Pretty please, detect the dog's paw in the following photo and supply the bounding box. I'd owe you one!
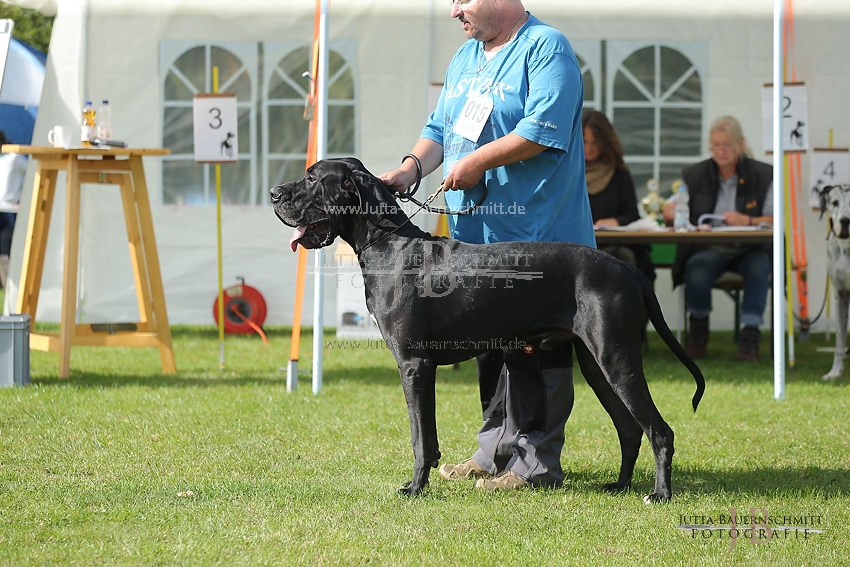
[643,493,671,504]
[601,481,630,494]
[823,363,843,381]
[397,481,426,497]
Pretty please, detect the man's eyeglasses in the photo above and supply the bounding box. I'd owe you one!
[451,0,472,6]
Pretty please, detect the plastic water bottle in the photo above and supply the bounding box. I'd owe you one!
[80,101,96,146]
[96,99,112,141]
[673,183,690,232]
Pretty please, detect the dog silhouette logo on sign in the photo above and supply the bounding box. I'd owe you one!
[221,132,235,158]
[790,121,806,148]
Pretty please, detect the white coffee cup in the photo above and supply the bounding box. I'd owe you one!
[47,125,72,148]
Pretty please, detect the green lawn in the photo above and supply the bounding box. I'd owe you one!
[0,323,847,566]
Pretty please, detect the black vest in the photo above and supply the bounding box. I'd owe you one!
[671,156,773,287]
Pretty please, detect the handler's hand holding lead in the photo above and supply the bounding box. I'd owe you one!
[378,169,411,198]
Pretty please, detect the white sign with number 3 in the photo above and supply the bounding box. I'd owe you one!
[193,93,238,163]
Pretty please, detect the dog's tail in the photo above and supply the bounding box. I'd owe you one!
[640,272,706,412]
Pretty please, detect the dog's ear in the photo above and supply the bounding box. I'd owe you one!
[341,169,374,194]
[819,185,835,219]
[336,159,376,193]
[328,157,369,192]
[336,164,373,215]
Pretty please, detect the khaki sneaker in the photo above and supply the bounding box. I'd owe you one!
[474,470,528,491]
[438,459,490,480]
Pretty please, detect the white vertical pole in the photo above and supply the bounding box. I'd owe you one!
[772,0,786,400]
[312,0,330,395]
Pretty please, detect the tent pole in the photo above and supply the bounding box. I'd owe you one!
[772,0,786,400]
[312,0,330,395]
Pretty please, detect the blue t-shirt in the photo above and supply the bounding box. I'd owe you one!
[421,13,595,247]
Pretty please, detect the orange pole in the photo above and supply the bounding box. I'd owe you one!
[788,153,809,329]
[288,247,308,362]
[785,0,797,83]
[782,0,809,335]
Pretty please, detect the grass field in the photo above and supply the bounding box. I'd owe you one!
[0,321,847,566]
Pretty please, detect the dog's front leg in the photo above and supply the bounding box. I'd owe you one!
[397,356,440,496]
[824,291,850,380]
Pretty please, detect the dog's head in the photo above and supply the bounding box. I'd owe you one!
[269,157,407,252]
[819,184,850,239]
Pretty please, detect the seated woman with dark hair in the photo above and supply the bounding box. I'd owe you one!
[582,110,655,285]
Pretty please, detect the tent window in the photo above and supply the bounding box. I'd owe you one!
[264,45,356,192]
[606,43,704,198]
[576,54,595,106]
[161,43,256,206]
[161,41,356,207]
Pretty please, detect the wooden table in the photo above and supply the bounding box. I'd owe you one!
[595,227,775,341]
[2,145,176,378]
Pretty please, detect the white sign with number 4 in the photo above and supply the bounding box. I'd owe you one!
[810,149,850,209]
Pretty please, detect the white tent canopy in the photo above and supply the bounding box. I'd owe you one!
[4,0,848,336]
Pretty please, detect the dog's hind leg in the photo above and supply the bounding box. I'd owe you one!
[397,355,441,496]
[824,291,849,380]
[613,372,674,503]
[640,411,675,504]
[585,340,675,503]
[574,341,642,494]
[616,380,674,503]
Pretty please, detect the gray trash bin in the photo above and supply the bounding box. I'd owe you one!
[0,314,30,387]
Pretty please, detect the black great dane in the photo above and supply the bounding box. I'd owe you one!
[270,157,705,503]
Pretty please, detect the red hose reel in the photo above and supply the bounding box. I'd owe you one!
[212,278,268,334]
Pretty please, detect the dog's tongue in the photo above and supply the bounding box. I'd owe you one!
[290,226,308,252]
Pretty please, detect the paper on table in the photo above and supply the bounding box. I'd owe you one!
[594,217,666,232]
[697,213,726,226]
[710,224,773,231]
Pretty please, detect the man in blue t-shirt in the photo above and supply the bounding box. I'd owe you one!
[380,0,594,490]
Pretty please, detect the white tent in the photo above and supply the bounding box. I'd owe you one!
[5,0,849,336]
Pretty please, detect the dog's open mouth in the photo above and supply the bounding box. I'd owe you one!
[290,221,334,252]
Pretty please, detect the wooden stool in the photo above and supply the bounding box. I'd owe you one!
[677,272,744,343]
[3,145,176,378]
[713,271,744,342]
